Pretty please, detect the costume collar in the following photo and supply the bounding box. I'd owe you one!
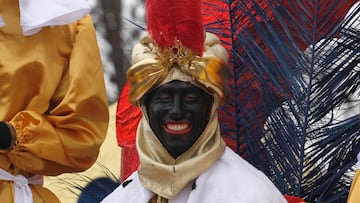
[136,104,225,199]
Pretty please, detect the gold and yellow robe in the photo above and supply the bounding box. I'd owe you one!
[0,0,109,202]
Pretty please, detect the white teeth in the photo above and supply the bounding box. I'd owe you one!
[166,124,188,131]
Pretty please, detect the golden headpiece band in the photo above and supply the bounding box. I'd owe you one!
[127,32,231,107]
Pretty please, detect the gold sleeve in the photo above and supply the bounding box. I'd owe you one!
[348,170,360,203]
[6,15,109,176]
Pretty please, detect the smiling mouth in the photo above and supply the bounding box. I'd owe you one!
[164,122,191,135]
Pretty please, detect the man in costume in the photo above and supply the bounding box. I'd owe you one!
[102,0,287,202]
[0,0,109,202]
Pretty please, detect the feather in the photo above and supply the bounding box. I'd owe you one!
[203,0,360,202]
[77,177,120,203]
[53,163,120,203]
[146,0,204,55]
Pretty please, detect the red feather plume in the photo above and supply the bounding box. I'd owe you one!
[146,0,204,55]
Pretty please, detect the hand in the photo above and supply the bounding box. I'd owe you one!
[0,122,15,150]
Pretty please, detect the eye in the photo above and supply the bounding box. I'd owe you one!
[156,93,171,103]
[184,94,199,102]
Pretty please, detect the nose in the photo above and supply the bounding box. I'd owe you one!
[169,95,182,118]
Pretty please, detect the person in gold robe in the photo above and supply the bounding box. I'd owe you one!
[0,0,109,202]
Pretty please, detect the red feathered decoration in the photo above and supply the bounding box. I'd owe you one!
[146,0,204,55]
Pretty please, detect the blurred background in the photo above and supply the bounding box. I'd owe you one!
[87,0,146,105]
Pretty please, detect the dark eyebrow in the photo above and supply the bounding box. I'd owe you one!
[157,82,193,91]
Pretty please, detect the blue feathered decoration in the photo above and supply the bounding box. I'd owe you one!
[203,0,360,202]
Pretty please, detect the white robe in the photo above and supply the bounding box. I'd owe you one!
[102,147,287,203]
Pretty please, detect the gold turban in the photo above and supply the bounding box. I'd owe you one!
[126,31,231,106]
